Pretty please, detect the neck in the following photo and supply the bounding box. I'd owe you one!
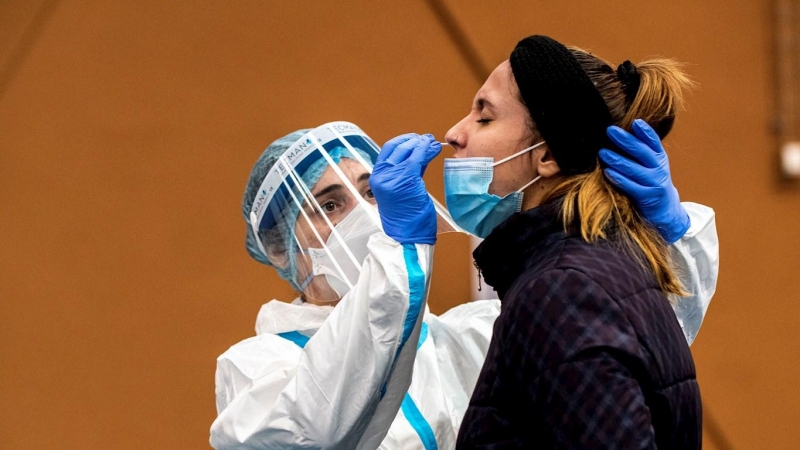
[302,295,341,307]
[521,175,563,211]
[300,279,342,306]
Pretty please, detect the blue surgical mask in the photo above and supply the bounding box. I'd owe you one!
[444,141,545,238]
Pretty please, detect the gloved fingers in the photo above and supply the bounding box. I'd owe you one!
[389,134,434,167]
[384,135,426,165]
[632,119,666,155]
[378,133,418,164]
[418,144,442,177]
[408,136,441,168]
[420,161,431,177]
[599,148,657,187]
[603,166,650,199]
[419,151,441,176]
[606,125,660,169]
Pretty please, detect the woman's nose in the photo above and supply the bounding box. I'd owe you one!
[444,119,466,148]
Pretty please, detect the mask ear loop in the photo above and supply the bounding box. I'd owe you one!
[516,175,542,193]
[298,272,314,291]
[491,141,547,167]
[491,141,546,196]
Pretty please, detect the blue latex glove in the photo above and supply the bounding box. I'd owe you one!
[370,133,441,244]
[599,119,690,244]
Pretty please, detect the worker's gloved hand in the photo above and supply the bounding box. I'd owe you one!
[599,119,691,244]
[371,133,441,245]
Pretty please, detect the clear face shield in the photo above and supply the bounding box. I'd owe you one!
[250,122,461,304]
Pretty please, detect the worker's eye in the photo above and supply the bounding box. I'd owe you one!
[321,201,337,213]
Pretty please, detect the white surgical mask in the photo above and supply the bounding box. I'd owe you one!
[304,203,382,297]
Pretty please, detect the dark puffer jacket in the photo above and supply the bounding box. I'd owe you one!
[456,199,701,449]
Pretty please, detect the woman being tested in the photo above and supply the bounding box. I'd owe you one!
[451,35,704,448]
[211,40,717,450]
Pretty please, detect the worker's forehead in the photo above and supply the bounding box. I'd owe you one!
[313,158,370,188]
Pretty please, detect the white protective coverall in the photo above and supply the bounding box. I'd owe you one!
[210,202,718,450]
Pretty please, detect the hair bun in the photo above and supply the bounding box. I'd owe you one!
[616,60,641,103]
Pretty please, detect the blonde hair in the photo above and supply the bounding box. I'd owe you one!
[543,50,694,296]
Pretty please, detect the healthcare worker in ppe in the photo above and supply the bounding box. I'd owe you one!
[210,121,718,449]
[211,122,449,449]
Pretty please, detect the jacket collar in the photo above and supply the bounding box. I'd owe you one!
[473,198,566,300]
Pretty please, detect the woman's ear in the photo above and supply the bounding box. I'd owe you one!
[533,145,561,178]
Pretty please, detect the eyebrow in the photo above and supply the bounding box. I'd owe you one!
[310,173,370,199]
[312,184,343,199]
[476,97,495,109]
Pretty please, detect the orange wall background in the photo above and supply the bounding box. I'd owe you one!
[1,1,797,449]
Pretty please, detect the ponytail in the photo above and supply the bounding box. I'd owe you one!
[542,50,694,297]
[621,58,694,138]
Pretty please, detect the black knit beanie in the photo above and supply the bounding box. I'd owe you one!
[509,35,613,175]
